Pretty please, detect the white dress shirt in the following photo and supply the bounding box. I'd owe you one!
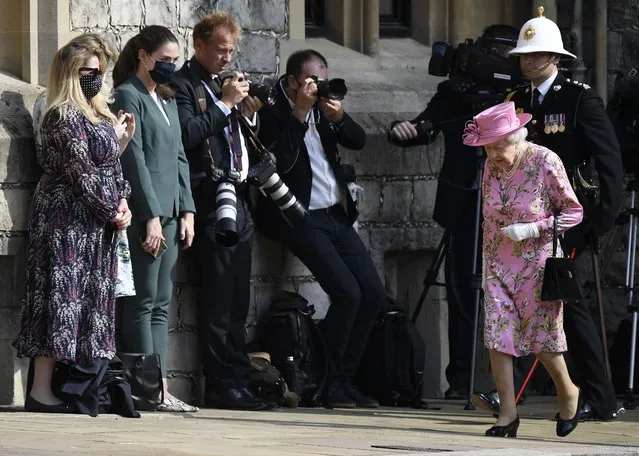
[531,69,559,106]
[201,80,253,182]
[281,81,340,210]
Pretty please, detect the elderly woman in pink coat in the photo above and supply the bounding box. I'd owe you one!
[463,102,583,438]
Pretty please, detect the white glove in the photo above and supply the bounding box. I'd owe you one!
[501,222,540,242]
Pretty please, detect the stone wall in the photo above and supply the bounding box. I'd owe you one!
[66,0,293,402]
[0,74,43,405]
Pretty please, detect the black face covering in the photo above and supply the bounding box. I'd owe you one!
[149,61,176,85]
[79,73,102,100]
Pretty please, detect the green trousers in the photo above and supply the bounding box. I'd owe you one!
[118,216,179,377]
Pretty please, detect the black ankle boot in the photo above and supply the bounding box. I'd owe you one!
[485,416,520,438]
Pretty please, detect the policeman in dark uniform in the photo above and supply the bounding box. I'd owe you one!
[473,7,624,421]
[388,24,520,400]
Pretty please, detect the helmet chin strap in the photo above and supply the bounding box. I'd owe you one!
[521,54,559,81]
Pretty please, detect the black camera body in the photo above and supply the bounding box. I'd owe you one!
[428,36,521,94]
[219,73,277,106]
[310,75,348,101]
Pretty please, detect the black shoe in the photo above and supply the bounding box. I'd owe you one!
[567,401,622,422]
[473,390,500,414]
[204,387,270,411]
[444,388,468,400]
[24,395,74,414]
[485,417,519,438]
[556,391,581,437]
[324,383,356,409]
[341,383,379,408]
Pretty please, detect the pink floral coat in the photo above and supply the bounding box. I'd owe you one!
[482,144,583,356]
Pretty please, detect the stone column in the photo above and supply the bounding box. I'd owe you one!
[594,0,607,101]
[363,0,379,57]
[21,0,38,84]
[449,0,474,45]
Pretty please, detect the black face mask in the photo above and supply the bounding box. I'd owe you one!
[149,60,176,85]
[79,73,102,100]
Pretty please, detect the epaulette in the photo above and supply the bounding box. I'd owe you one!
[565,78,591,90]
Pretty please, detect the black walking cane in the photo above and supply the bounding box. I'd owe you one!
[591,235,612,380]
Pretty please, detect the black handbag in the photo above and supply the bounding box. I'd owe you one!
[541,216,583,303]
[116,352,163,411]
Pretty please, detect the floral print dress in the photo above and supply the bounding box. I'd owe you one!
[482,144,583,356]
[13,106,130,365]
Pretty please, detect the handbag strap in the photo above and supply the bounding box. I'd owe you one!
[552,212,558,257]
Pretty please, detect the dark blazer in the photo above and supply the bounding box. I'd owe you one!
[507,73,624,235]
[171,58,257,220]
[255,80,366,242]
[111,77,195,223]
[387,80,495,230]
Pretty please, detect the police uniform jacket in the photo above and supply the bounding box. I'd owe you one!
[506,72,624,235]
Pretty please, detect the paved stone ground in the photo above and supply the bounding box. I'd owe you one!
[0,397,637,455]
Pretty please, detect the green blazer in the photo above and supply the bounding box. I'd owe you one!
[112,77,195,222]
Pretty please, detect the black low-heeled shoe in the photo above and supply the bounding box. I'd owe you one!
[485,416,520,438]
[24,395,74,414]
[556,391,581,437]
[556,409,580,437]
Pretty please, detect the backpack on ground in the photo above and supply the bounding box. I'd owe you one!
[259,291,328,407]
[356,297,428,408]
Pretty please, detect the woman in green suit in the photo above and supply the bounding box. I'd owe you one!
[112,25,197,412]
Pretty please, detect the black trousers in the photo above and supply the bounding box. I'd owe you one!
[193,193,253,392]
[286,205,386,384]
[444,196,480,392]
[561,228,617,417]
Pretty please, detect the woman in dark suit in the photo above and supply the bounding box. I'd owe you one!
[111,25,197,412]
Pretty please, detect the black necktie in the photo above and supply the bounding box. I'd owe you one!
[532,88,542,109]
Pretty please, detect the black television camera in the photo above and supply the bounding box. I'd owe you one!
[608,69,639,176]
[428,36,521,94]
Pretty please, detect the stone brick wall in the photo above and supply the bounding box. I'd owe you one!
[0,75,43,405]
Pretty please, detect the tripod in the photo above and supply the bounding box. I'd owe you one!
[621,179,639,410]
[411,147,485,410]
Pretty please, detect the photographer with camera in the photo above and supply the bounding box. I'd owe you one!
[388,24,520,401]
[255,49,387,409]
[472,8,624,422]
[171,11,272,411]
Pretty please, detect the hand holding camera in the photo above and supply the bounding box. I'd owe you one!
[293,77,318,122]
[241,94,264,119]
[221,72,249,109]
[318,98,343,123]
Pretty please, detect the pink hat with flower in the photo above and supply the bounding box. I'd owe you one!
[462,101,533,147]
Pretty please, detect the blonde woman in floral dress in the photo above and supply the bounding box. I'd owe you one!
[463,102,583,438]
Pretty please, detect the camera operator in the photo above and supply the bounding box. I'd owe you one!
[388,24,520,401]
[171,11,272,411]
[255,49,387,409]
[472,9,624,421]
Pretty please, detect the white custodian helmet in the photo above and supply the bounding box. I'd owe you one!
[509,6,576,59]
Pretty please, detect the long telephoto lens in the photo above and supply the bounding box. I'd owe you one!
[215,181,239,246]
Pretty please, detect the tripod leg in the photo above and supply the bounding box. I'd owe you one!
[625,312,638,410]
[625,190,638,410]
[465,152,484,411]
[411,231,451,324]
